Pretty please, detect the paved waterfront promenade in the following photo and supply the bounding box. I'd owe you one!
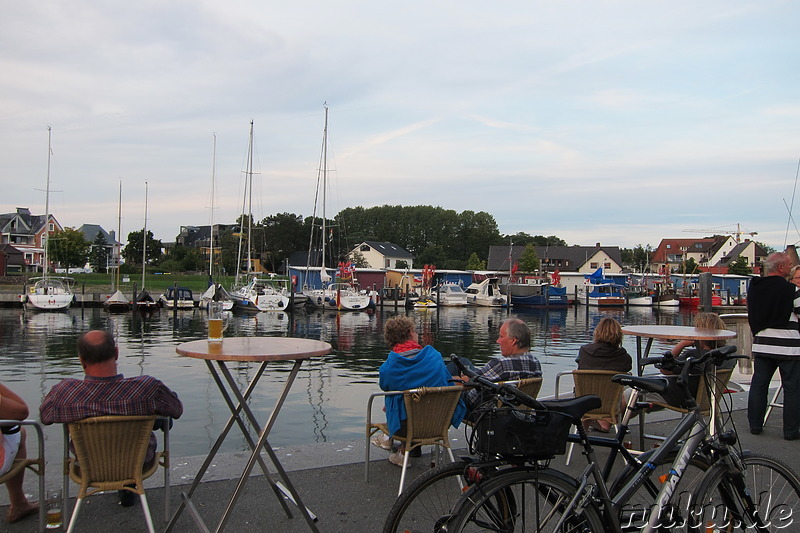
[2,390,797,533]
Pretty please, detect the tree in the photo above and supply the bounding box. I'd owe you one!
[518,244,540,272]
[681,257,699,275]
[261,212,307,272]
[348,249,370,268]
[47,227,90,269]
[123,230,163,266]
[621,244,653,272]
[160,245,203,272]
[89,232,110,273]
[727,256,753,276]
[415,245,448,268]
[465,252,486,271]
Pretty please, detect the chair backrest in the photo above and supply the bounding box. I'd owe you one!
[67,415,156,496]
[496,378,543,408]
[403,385,463,446]
[695,366,734,415]
[572,370,628,421]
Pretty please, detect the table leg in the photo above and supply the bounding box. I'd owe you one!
[165,361,294,533]
[637,337,654,451]
[216,360,319,533]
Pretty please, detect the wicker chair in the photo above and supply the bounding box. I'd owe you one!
[0,420,45,532]
[496,377,543,407]
[365,385,463,495]
[62,415,170,533]
[648,366,735,416]
[555,370,629,464]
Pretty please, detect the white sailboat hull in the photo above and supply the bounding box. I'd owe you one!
[304,287,371,310]
[25,277,73,311]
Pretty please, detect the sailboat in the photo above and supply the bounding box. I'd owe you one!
[25,126,75,311]
[104,180,130,312]
[228,121,292,313]
[200,133,234,311]
[302,105,371,311]
[134,182,158,313]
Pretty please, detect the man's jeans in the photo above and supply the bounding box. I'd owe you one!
[748,356,800,438]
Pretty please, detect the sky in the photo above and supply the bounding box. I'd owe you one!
[2,1,799,252]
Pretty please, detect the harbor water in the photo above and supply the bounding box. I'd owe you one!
[0,305,700,466]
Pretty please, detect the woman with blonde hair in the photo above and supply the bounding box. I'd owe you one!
[576,317,632,432]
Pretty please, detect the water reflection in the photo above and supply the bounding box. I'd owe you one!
[0,305,699,465]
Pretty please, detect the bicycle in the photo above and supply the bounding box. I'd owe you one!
[441,346,800,532]
[383,367,604,533]
[383,357,706,533]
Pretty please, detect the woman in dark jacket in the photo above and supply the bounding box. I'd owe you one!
[576,317,632,431]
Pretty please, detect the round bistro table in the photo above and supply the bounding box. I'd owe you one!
[621,325,737,451]
[166,337,331,533]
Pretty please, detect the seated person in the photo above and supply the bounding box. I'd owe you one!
[374,316,466,467]
[0,384,38,524]
[644,312,735,409]
[40,330,183,506]
[576,317,632,432]
[451,318,543,412]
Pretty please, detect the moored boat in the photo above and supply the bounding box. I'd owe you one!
[25,276,75,311]
[134,289,159,313]
[502,277,568,307]
[465,277,508,307]
[104,289,130,313]
[625,286,653,307]
[159,286,195,309]
[25,127,74,311]
[231,275,291,312]
[435,282,468,306]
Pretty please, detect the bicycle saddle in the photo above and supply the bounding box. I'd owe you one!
[611,374,670,394]
[539,395,602,420]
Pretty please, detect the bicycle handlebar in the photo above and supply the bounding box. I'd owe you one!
[641,344,739,387]
[450,354,546,411]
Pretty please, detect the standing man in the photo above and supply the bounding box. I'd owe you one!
[747,252,800,440]
[40,330,183,505]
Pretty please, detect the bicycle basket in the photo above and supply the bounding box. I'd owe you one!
[470,406,573,459]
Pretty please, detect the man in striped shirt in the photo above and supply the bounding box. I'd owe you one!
[747,252,800,440]
[40,330,183,504]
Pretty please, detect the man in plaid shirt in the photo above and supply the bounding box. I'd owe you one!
[40,329,182,505]
[464,318,542,410]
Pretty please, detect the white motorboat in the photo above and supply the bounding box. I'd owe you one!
[435,282,468,306]
[465,277,508,307]
[159,286,196,309]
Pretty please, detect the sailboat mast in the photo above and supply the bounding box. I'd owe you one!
[114,179,122,291]
[247,120,254,276]
[321,105,328,271]
[43,126,52,279]
[209,133,216,277]
[141,181,148,290]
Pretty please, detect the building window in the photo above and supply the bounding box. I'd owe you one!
[360,245,370,252]
[590,262,599,269]
[604,262,611,269]
[666,244,671,249]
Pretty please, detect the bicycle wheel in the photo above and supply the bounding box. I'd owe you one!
[383,460,474,533]
[688,452,800,532]
[444,467,604,532]
[608,447,709,531]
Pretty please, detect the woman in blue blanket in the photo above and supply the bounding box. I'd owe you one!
[373,316,466,466]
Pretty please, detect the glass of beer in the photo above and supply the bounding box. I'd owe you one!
[208,301,225,342]
[46,489,62,529]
